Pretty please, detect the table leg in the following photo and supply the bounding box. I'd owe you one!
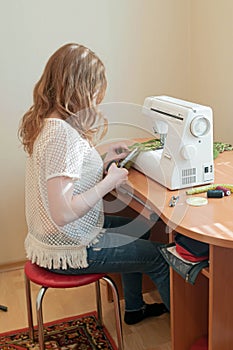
[170,268,208,350]
[209,245,233,350]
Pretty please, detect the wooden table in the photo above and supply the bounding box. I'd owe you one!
[114,150,233,350]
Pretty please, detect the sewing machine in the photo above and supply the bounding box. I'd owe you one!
[133,95,214,190]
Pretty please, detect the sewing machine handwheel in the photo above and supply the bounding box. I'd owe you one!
[190,116,210,137]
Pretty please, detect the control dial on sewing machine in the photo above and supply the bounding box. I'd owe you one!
[181,144,197,160]
[190,115,210,137]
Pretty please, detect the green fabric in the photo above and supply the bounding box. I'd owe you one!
[129,139,233,161]
[213,141,233,159]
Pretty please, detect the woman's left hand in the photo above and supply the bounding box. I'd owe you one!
[103,143,129,173]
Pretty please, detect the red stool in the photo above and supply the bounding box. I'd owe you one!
[24,261,123,350]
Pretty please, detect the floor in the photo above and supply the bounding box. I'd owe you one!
[0,267,171,350]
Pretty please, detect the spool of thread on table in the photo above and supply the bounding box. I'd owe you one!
[0,305,8,312]
[215,186,231,196]
[207,190,224,198]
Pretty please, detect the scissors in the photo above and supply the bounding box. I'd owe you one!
[105,147,139,172]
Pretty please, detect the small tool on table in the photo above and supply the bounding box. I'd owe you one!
[169,195,179,207]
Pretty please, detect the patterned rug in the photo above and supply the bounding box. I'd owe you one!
[0,312,117,349]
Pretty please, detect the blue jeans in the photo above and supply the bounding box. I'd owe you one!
[52,215,170,311]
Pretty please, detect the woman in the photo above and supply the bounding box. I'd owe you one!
[19,43,169,325]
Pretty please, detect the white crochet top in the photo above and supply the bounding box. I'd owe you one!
[24,118,104,269]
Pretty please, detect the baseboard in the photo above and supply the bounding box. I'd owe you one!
[0,260,26,272]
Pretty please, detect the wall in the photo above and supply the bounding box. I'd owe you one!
[2,0,233,266]
[189,0,233,143]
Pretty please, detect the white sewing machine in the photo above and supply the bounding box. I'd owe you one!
[133,95,214,190]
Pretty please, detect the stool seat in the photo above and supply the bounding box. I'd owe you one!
[24,261,106,288]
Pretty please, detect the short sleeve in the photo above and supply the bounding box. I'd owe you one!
[43,121,85,180]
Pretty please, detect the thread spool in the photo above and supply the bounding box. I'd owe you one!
[215,186,231,196]
[0,305,7,312]
[207,190,224,198]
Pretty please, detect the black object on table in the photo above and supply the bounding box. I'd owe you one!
[0,305,8,312]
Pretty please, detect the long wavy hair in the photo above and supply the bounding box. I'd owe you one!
[19,43,108,155]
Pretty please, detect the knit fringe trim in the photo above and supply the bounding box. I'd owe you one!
[24,235,90,270]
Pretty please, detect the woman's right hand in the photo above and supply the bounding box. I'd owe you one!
[105,162,128,190]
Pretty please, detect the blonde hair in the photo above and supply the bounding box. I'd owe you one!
[19,43,107,155]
